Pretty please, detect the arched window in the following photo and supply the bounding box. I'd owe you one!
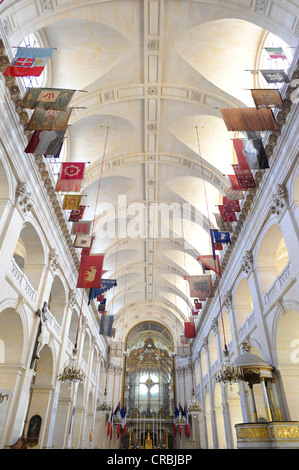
[18,33,47,90]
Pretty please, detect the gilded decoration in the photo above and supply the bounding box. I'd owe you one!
[275,426,299,439]
[236,426,269,440]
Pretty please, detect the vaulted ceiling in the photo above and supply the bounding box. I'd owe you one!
[2,0,297,345]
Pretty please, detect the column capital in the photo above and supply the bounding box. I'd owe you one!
[223,290,233,310]
[240,250,253,275]
[270,184,288,218]
[15,182,33,214]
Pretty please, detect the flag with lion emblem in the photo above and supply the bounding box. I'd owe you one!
[77,254,104,288]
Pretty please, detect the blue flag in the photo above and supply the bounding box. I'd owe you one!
[213,230,231,245]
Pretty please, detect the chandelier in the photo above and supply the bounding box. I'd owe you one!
[113,412,122,424]
[187,390,202,415]
[97,390,111,413]
[57,349,85,384]
[216,348,244,387]
[176,411,186,426]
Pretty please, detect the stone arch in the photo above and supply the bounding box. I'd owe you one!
[234,277,253,330]
[0,307,23,364]
[68,309,80,348]
[227,385,244,449]
[81,329,91,366]
[0,157,11,222]
[219,310,232,351]
[52,382,73,449]
[204,390,213,448]
[256,223,290,294]
[209,333,217,369]
[201,349,208,379]
[13,220,46,292]
[292,162,299,209]
[48,274,68,326]
[276,309,299,420]
[71,382,85,448]
[214,382,226,449]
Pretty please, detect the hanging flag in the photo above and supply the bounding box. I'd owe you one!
[73,235,93,249]
[88,280,117,304]
[197,255,221,277]
[72,220,91,235]
[3,46,54,77]
[228,174,242,190]
[194,300,202,310]
[69,205,86,222]
[24,129,66,156]
[218,205,237,222]
[260,69,290,84]
[223,197,241,212]
[109,328,116,339]
[213,230,231,245]
[177,335,191,357]
[233,138,269,170]
[232,164,256,190]
[45,141,64,159]
[120,406,127,436]
[251,89,283,108]
[99,314,114,336]
[187,275,213,299]
[224,187,244,201]
[213,212,232,232]
[220,107,278,131]
[185,409,190,439]
[110,341,123,357]
[55,178,82,192]
[62,194,82,210]
[26,107,73,131]
[98,299,106,312]
[173,406,179,436]
[184,322,196,339]
[20,87,76,111]
[60,162,85,180]
[77,253,104,288]
[265,47,287,60]
[107,411,113,437]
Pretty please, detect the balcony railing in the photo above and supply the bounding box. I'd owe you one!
[9,257,37,304]
[264,261,292,306]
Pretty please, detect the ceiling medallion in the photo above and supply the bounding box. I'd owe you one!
[57,348,85,384]
[216,348,245,389]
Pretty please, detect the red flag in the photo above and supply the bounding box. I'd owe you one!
[69,205,86,222]
[72,221,91,235]
[228,174,242,190]
[4,46,54,77]
[233,139,251,170]
[55,179,82,192]
[198,255,221,276]
[218,205,237,222]
[117,423,121,440]
[173,423,176,436]
[223,197,240,212]
[60,162,85,180]
[184,322,196,339]
[232,164,256,190]
[77,254,104,288]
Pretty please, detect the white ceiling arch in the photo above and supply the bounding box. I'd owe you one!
[2,0,298,346]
